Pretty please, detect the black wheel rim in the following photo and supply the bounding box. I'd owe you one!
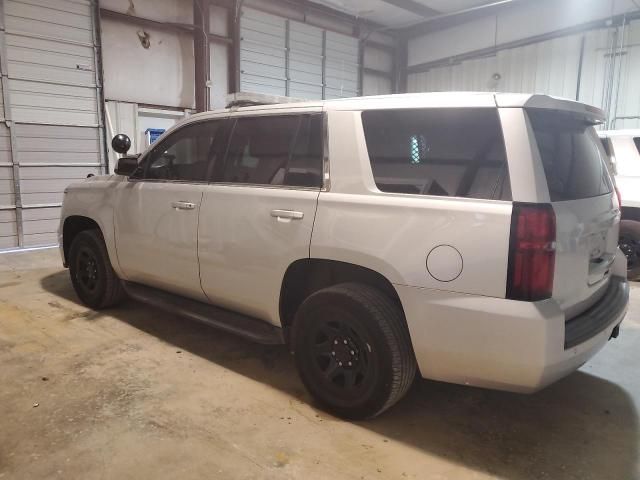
[75,246,99,294]
[619,236,640,271]
[309,315,372,398]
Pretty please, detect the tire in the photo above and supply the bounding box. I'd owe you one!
[619,220,640,281]
[291,282,417,420]
[68,229,126,309]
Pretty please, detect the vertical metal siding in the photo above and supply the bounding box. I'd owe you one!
[0,0,104,249]
[362,45,393,96]
[408,19,640,130]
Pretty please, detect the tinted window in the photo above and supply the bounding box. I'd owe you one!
[361,108,511,200]
[600,137,611,157]
[222,114,323,188]
[635,137,640,155]
[528,110,612,201]
[143,121,221,181]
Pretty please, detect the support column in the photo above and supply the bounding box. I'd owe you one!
[194,0,211,112]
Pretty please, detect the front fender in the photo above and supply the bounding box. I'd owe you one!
[60,176,124,276]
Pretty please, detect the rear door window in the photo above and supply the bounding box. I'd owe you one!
[221,114,323,188]
[527,110,612,201]
[361,108,511,200]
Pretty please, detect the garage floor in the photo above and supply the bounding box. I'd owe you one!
[0,249,638,480]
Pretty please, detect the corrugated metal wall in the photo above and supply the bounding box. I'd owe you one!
[240,7,360,99]
[362,45,394,96]
[408,19,640,129]
[0,0,104,250]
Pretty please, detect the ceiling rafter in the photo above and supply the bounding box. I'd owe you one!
[378,0,440,18]
[400,0,527,37]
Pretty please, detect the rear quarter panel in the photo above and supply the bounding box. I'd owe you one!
[311,110,513,297]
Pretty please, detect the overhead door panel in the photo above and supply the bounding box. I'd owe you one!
[240,8,287,96]
[239,7,361,100]
[288,21,323,99]
[0,0,104,250]
[325,31,359,99]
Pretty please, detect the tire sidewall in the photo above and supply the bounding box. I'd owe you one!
[619,220,640,279]
[69,231,111,309]
[293,288,397,419]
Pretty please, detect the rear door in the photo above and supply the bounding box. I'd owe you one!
[198,111,323,325]
[527,109,619,316]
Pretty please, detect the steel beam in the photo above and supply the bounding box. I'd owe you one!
[194,0,211,112]
[401,0,525,38]
[379,0,439,18]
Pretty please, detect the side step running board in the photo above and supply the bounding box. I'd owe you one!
[122,282,285,345]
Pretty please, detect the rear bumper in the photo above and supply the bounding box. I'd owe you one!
[396,276,628,393]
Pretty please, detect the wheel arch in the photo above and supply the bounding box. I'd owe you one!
[621,206,640,223]
[279,258,404,338]
[62,216,102,266]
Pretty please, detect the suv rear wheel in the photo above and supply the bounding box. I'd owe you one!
[69,229,125,309]
[292,283,416,419]
[619,220,640,280]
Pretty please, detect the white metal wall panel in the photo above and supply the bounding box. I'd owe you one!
[408,20,640,130]
[408,33,581,99]
[324,31,359,99]
[1,0,104,249]
[240,8,287,96]
[611,20,640,129]
[362,45,393,96]
[288,21,323,99]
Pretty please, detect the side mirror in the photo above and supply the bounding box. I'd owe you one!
[115,156,139,176]
[111,134,131,155]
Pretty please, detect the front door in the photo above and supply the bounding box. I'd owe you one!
[114,118,225,302]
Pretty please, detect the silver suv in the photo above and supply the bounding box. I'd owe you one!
[59,93,628,419]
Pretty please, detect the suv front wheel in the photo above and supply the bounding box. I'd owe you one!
[292,283,417,419]
[69,229,126,309]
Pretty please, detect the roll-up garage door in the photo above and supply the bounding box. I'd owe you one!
[239,7,360,100]
[0,0,104,250]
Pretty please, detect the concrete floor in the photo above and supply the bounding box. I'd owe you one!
[0,249,638,480]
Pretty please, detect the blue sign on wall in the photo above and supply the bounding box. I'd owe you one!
[145,128,165,145]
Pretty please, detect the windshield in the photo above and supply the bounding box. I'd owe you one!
[528,109,612,202]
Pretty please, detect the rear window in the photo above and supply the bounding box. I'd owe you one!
[361,108,511,200]
[528,110,612,201]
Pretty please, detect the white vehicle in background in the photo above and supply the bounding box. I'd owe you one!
[599,130,640,279]
[59,93,629,419]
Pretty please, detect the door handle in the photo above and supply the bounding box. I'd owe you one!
[271,209,304,220]
[171,201,196,210]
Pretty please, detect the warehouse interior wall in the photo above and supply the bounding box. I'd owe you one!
[407,0,640,129]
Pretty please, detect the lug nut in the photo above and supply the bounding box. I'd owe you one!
[334,340,338,345]
[338,361,343,366]
[343,340,347,344]
[347,362,352,366]
[331,351,335,356]
[350,350,354,355]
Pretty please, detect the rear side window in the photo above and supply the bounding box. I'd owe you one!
[361,108,511,200]
[635,137,640,155]
[528,110,612,201]
[222,114,323,188]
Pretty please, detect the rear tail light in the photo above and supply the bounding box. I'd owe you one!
[506,203,556,301]
[615,187,622,207]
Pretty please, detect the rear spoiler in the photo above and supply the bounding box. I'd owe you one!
[495,93,605,124]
